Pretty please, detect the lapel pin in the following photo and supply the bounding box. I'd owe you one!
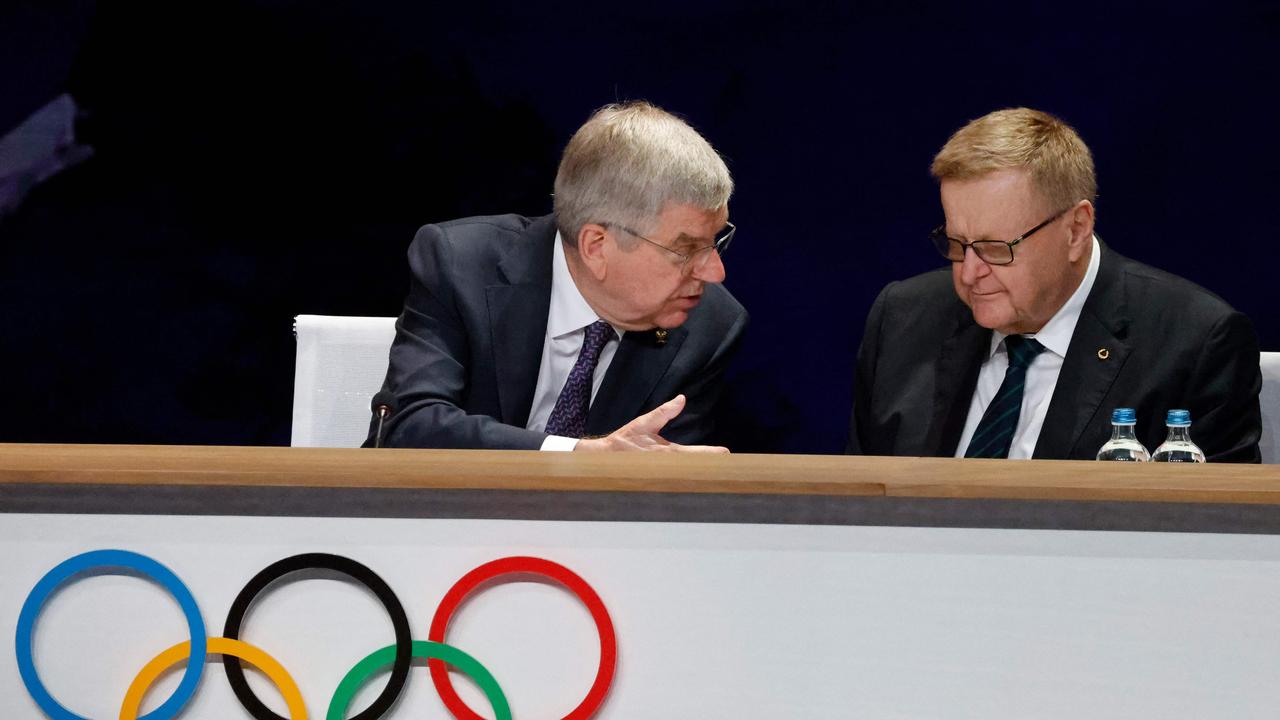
[654,329,668,346]
[1097,348,1110,360]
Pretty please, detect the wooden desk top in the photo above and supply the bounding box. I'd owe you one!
[2,444,1279,506]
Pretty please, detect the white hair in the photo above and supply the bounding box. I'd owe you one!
[553,101,733,246]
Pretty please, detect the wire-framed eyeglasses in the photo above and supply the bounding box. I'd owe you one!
[930,207,1071,265]
[607,221,736,273]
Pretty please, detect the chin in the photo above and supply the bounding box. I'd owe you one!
[655,311,690,329]
[970,305,1016,333]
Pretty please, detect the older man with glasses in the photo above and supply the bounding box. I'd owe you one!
[370,101,747,452]
[848,107,1261,462]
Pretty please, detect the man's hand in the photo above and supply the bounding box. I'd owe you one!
[574,395,729,453]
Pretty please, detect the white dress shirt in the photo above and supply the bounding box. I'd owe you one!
[955,236,1101,459]
[526,234,621,451]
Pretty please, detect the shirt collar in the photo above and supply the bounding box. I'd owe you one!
[988,234,1102,358]
[548,232,621,340]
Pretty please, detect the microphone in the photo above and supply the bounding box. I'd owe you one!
[370,391,398,448]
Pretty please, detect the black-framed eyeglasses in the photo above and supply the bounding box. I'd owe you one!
[930,207,1071,266]
[608,221,736,273]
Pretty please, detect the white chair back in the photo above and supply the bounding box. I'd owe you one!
[1261,352,1280,464]
[291,315,397,447]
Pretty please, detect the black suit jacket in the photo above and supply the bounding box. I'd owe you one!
[848,243,1262,462]
[370,214,749,449]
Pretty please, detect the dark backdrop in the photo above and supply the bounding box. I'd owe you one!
[2,0,1276,452]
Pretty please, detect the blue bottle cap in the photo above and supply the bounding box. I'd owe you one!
[1111,408,1137,424]
[1166,409,1191,426]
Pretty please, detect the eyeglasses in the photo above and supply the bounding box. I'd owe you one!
[930,207,1071,266]
[607,221,736,273]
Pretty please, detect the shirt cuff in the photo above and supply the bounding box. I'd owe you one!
[539,434,580,452]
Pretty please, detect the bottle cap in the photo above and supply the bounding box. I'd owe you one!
[1165,409,1191,426]
[1111,408,1137,424]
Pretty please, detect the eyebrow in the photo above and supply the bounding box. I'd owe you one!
[945,227,998,243]
[671,232,713,247]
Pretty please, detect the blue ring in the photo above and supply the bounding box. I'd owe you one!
[14,549,207,720]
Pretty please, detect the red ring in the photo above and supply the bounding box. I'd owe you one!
[428,556,617,720]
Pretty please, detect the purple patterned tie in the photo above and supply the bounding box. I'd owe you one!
[544,320,615,438]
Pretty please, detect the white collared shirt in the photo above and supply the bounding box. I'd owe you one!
[526,233,621,451]
[955,236,1102,459]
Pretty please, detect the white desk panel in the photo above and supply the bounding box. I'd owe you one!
[4,513,1280,719]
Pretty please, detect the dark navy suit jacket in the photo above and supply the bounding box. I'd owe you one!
[848,243,1262,462]
[370,214,749,449]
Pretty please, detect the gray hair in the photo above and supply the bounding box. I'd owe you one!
[553,101,733,247]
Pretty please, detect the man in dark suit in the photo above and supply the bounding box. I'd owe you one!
[372,102,747,451]
[849,108,1261,462]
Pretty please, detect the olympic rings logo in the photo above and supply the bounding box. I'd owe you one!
[15,550,617,720]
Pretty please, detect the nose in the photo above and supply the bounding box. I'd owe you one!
[690,249,727,283]
[957,245,990,286]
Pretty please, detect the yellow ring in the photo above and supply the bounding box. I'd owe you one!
[120,637,307,719]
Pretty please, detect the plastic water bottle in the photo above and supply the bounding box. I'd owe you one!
[1095,408,1151,461]
[1151,409,1206,463]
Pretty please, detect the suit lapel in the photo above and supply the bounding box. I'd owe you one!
[487,217,556,428]
[924,306,990,456]
[1034,244,1131,458]
[586,327,688,435]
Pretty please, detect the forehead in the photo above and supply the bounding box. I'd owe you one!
[940,168,1048,239]
[655,202,728,240]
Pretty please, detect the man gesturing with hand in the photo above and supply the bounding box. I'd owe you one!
[369,102,747,453]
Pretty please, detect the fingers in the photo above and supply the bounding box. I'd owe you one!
[661,443,730,454]
[577,436,728,453]
[628,394,686,434]
[582,395,730,453]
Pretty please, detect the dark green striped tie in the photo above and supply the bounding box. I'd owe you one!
[964,335,1047,459]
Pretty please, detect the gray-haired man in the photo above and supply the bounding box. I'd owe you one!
[370,102,747,451]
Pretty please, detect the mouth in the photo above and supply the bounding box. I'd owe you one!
[674,294,702,308]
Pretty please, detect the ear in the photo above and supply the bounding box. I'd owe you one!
[575,222,611,281]
[1065,200,1095,263]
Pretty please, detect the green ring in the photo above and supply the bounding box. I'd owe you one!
[327,640,511,720]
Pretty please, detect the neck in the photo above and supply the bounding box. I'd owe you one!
[563,244,642,330]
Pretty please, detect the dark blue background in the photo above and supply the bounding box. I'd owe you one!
[2,0,1276,451]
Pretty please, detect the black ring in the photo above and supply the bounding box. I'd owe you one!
[223,553,412,720]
